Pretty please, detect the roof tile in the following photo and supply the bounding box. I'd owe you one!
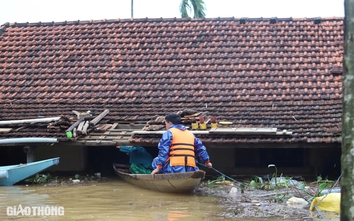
[0,17,344,143]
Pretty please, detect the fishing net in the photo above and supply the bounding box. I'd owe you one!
[130,163,152,174]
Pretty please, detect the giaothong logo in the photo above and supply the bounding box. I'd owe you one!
[6,204,64,216]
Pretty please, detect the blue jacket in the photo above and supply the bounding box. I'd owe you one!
[152,124,210,173]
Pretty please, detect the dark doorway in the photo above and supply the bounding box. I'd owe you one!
[235,148,304,167]
[0,146,26,166]
[86,146,158,176]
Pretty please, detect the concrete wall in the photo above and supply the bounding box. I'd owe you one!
[12,142,339,179]
[34,145,87,172]
[205,145,341,179]
[207,147,235,171]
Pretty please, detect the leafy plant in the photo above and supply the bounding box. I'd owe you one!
[268,164,278,187]
[311,175,335,197]
[25,173,58,184]
[249,175,273,190]
[250,175,264,188]
[84,174,97,181]
[207,176,226,187]
[72,173,99,181]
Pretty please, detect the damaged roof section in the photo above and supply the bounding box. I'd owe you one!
[0,17,344,144]
[0,109,112,143]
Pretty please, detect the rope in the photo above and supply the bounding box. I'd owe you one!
[313,174,342,220]
[197,162,253,189]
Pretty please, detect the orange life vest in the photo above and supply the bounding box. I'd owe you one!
[168,128,196,167]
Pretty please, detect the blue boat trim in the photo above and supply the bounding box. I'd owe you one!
[0,157,60,186]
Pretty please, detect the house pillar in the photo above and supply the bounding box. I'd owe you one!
[23,146,35,163]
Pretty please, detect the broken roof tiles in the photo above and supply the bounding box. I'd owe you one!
[0,17,344,143]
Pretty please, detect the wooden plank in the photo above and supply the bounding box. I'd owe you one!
[109,123,119,130]
[15,126,27,132]
[95,124,115,132]
[0,128,12,133]
[77,121,85,132]
[82,121,90,135]
[66,118,84,132]
[90,109,110,125]
[110,124,146,129]
[78,136,132,141]
[104,129,135,132]
[132,130,210,135]
[209,127,278,134]
[77,140,133,145]
[87,131,134,136]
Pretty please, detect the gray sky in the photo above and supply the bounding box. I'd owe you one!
[0,0,345,25]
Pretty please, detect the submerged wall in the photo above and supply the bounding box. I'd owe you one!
[35,145,87,172]
[0,143,340,179]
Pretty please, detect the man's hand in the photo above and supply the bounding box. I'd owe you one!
[116,146,121,149]
[205,162,213,168]
[151,168,160,178]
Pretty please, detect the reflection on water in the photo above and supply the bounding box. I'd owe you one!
[0,177,234,221]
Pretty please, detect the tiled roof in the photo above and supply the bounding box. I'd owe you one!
[0,17,343,144]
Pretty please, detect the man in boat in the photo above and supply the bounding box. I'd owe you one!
[117,145,153,174]
[151,113,213,177]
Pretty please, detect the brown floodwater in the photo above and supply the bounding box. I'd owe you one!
[0,177,251,221]
[0,177,339,221]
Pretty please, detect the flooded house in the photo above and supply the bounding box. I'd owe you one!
[0,17,342,179]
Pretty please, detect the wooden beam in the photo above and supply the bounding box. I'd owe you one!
[209,127,279,134]
[0,128,12,133]
[90,109,110,125]
[66,118,84,132]
[132,130,210,135]
[73,128,77,138]
[109,123,119,130]
[77,121,85,132]
[82,121,90,135]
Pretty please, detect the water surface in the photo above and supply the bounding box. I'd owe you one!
[0,177,239,221]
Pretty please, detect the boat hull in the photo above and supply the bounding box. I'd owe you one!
[0,157,60,186]
[113,164,205,193]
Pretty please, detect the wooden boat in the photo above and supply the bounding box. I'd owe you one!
[113,164,206,193]
[0,157,60,186]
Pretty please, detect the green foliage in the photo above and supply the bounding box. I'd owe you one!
[248,166,337,204]
[73,173,98,181]
[250,175,264,188]
[248,164,305,203]
[180,0,206,18]
[273,192,291,203]
[310,175,335,197]
[84,174,97,181]
[207,175,226,187]
[268,164,278,187]
[249,175,273,190]
[25,173,58,184]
